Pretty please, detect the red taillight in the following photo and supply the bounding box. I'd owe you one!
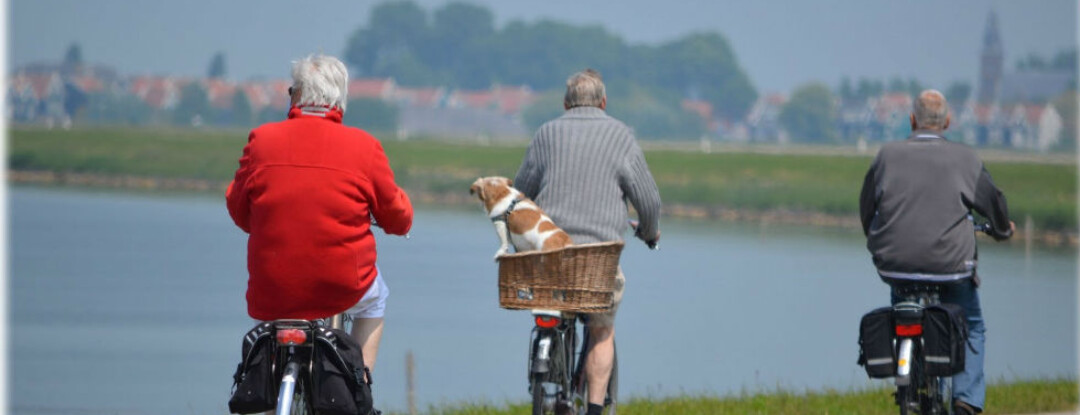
[276,329,308,345]
[895,324,923,337]
[535,316,560,329]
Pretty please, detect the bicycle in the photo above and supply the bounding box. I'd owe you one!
[527,221,656,415]
[888,281,955,415]
[270,313,353,415]
[877,221,993,415]
[528,309,617,415]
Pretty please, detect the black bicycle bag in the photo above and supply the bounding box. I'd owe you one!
[857,306,897,378]
[311,326,376,415]
[228,322,278,414]
[922,303,968,376]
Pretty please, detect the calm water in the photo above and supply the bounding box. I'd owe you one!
[10,187,1078,414]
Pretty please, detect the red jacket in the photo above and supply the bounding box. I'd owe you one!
[226,107,412,320]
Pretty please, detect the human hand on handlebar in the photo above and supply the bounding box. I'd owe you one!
[628,220,660,250]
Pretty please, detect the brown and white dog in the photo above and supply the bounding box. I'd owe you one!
[469,176,572,259]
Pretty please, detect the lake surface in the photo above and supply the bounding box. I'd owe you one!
[10,187,1078,414]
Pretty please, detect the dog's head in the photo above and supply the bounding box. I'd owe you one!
[469,176,514,212]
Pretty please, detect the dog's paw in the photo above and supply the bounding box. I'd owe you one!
[493,248,509,261]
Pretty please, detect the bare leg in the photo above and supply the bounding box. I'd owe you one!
[351,317,385,374]
[585,325,615,406]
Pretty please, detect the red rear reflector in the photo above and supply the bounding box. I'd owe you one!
[535,316,560,329]
[895,324,923,337]
[277,329,307,345]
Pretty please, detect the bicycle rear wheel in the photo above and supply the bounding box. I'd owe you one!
[532,374,547,415]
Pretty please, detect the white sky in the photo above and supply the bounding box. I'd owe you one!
[10,0,1078,93]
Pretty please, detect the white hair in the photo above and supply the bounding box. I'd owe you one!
[564,69,606,109]
[913,89,949,129]
[291,54,349,111]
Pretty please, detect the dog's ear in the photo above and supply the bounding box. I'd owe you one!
[469,182,485,200]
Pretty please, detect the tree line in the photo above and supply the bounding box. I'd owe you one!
[344,1,757,138]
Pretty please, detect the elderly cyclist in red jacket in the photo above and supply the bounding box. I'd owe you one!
[226,54,413,374]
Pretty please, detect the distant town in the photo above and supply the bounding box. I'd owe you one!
[9,11,1076,152]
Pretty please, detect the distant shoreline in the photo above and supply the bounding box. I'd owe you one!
[11,169,1076,247]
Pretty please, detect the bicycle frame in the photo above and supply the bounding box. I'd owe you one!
[271,314,352,415]
[529,309,578,414]
[890,282,953,415]
[527,309,618,415]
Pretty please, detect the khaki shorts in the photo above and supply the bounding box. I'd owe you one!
[583,267,624,328]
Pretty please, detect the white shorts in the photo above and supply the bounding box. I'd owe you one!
[344,268,389,319]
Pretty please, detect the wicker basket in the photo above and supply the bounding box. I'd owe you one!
[497,241,624,312]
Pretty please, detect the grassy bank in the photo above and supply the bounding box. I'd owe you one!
[9,127,1078,233]
[409,379,1076,415]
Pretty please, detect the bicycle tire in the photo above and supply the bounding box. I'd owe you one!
[897,384,915,415]
[291,377,312,415]
[532,374,546,415]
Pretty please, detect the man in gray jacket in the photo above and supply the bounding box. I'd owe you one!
[515,69,661,415]
[859,89,1013,415]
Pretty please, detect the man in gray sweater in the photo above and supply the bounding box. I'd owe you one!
[859,90,1013,415]
[514,69,661,415]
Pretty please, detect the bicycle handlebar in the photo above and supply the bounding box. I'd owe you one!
[967,214,993,235]
[627,220,659,250]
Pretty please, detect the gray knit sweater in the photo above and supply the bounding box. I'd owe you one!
[514,106,661,244]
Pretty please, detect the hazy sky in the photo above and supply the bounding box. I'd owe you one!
[10,0,1078,93]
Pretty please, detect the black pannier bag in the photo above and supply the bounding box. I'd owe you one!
[311,326,376,415]
[229,322,277,414]
[922,303,969,376]
[858,306,897,378]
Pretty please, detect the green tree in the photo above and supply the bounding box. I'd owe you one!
[944,81,972,107]
[62,42,83,76]
[232,89,253,127]
[780,83,838,143]
[173,83,210,126]
[343,98,399,133]
[344,1,430,81]
[838,76,855,103]
[1051,48,1078,71]
[856,78,884,101]
[905,78,923,98]
[887,77,907,93]
[650,33,756,119]
[522,91,565,132]
[81,92,151,125]
[208,52,227,79]
[256,106,285,125]
[430,2,496,88]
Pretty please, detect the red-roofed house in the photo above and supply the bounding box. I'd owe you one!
[205,79,237,109]
[394,87,447,108]
[449,89,496,111]
[265,79,293,110]
[745,93,788,142]
[681,99,719,132]
[130,76,181,110]
[958,103,1002,146]
[490,85,534,115]
[348,78,396,101]
[1004,103,1063,150]
[8,72,66,122]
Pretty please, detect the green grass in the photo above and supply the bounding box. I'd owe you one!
[397,379,1077,414]
[8,126,1078,231]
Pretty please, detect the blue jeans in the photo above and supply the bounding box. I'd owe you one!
[891,279,985,411]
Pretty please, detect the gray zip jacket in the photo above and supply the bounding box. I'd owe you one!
[514,106,661,245]
[859,131,1012,281]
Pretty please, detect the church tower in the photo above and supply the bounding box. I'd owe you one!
[977,11,1003,103]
